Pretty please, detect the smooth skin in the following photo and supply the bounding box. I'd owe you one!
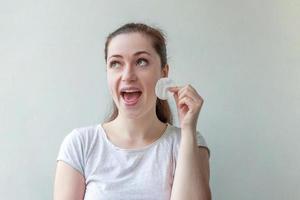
[169,85,211,200]
[53,32,211,200]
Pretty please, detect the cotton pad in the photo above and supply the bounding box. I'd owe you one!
[155,78,176,100]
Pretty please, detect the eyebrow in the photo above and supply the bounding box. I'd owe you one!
[108,51,151,60]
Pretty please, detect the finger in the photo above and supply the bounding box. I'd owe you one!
[169,85,203,108]
[173,90,179,105]
[168,86,181,106]
[168,86,181,93]
[187,84,198,94]
[178,88,199,103]
[178,94,203,111]
[178,85,201,99]
[178,87,203,104]
[178,96,195,109]
[178,97,198,114]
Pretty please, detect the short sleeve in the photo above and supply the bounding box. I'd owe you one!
[196,131,210,158]
[56,129,85,175]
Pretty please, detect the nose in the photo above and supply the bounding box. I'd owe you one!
[121,64,137,82]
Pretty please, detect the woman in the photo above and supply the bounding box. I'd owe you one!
[54,22,211,200]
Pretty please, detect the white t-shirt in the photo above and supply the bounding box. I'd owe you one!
[56,123,210,200]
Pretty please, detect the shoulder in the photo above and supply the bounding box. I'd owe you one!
[59,124,102,156]
[73,124,100,136]
[163,124,181,146]
[166,123,210,157]
[57,124,103,174]
[166,123,209,147]
[66,124,101,142]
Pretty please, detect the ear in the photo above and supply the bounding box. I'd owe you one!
[161,64,169,77]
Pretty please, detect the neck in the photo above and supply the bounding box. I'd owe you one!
[112,111,166,141]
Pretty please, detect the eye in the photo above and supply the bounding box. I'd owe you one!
[109,61,121,68]
[137,58,148,67]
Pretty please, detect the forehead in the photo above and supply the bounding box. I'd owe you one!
[107,33,157,58]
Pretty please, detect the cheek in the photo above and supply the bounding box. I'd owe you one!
[107,75,117,96]
[145,77,159,96]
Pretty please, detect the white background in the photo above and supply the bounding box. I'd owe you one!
[0,0,299,199]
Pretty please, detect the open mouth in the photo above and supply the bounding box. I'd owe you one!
[120,91,142,106]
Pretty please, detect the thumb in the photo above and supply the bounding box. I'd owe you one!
[167,86,180,93]
[168,87,179,105]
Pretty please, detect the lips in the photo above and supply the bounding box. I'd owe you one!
[119,87,142,106]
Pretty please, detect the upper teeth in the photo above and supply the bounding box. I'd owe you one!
[123,90,139,92]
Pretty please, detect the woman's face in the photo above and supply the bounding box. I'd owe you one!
[106,32,168,119]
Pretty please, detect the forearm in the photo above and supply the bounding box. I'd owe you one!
[170,128,211,200]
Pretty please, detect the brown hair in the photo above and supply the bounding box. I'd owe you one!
[104,22,173,124]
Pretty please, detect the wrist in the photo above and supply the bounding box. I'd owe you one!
[181,125,196,133]
[181,128,197,143]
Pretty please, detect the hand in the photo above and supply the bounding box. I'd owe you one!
[168,85,204,130]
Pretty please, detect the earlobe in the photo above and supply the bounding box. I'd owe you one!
[162,64,169,77]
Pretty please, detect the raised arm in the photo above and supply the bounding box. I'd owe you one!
[53,161,86,200]
[168,85,212,199]
[170,129,211,200]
